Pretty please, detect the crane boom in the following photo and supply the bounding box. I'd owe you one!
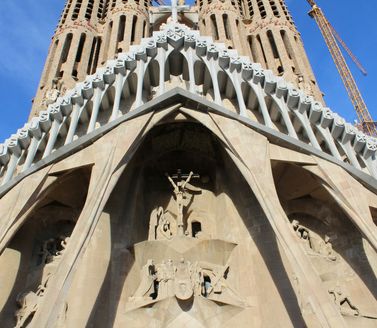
[327,22,367,76]
[306,1,377,136]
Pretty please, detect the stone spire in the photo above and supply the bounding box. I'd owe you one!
[30,0,323,119]
[30,0,150,119]
[196,0,324,101]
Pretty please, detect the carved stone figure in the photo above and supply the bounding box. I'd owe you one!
[39,235,69,265]
[310,235,337,261]
[292,221,337,261]
[166,170,201,235]
[55,236,70,258]
[39,238,57,265]
[131,260,157,300]
[292,220,311,248]
[129,256,243,307]
[174,258,193,300]
[14,273,52,328]
[15,291,39,328]
[328,285,359,317]
[156,259,175,299]
[42,78,63,107]
[148,207,176,241]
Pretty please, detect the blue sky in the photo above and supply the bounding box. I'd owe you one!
[0,0,376,141]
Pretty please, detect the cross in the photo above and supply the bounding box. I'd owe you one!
[166,169,201,236]
[171,0,178,23]
[171,169,200,181]
[157,0,188,24]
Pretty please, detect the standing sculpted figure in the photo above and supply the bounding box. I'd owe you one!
[148,207,175,240]
[131,260,157,300]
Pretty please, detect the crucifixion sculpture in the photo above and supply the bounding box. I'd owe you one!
[166,169,201,236]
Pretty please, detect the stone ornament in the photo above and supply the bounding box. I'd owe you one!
[13,235,70,327]
[1,20,376,189]
[292,220,337,261]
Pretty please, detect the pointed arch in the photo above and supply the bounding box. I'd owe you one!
[120,72,138,114]
[241,82,264,124]
[0,166,92,324]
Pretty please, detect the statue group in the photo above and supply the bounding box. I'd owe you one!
[130,258,232,304]
[14,235,70,328]
[126,170,247,311]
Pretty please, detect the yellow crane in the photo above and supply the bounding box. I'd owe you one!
[306,0,377,137]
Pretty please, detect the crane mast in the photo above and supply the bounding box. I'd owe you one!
[306,0,377,137]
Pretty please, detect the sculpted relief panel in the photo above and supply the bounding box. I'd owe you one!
[125,170,247,321]
[3,123,377,327]
[15,235,70,328]
[290,217,377,322]
[75,124,295,327]
[0,167,91,328]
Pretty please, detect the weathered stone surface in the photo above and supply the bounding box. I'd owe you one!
[1,1,377,327]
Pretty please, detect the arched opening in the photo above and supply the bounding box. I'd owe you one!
[210,14,219,40]
[55,33,73,79]
[60,119,305,326]
[43,39,59,86]
[265,94,288,134]
[72,33,87,78]
[0,166,92,327]
[217,71,238,112]
[87,37,97,74]
[222,14,231,40]
[120,72,138,113]
[267,30,283,75]
[241,82,264,124]
[256,34,267,67]
[194,60,213,99]
[117,15,126,44]
[164,50,190,91]
[131,15,137,44]
[91,37,101,74]
[271,160,377,320]
[142,20,147,37]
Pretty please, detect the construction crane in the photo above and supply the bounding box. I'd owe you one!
[306,0,377,137]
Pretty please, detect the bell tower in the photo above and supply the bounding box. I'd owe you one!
[30,0,150,119]
[1,0,377,327]
[197,0,324,101]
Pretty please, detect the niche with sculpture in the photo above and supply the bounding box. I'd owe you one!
[76,122,311,327]
[272,161,377,325]
[0,167,91,328]
[125,169,246,312]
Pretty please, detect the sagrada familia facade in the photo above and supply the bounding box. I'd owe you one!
[0,0,376,327]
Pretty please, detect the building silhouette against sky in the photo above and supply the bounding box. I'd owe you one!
[31,0,323,117]
[0,0,377,327]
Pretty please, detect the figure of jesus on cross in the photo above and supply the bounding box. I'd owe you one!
[166,169,201,236]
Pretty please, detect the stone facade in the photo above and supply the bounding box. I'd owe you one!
[198,0,323,100]
[1,1,377,328]
[30,0,322,118]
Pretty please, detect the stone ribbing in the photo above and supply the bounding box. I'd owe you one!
[197,0,323,101]
[1,23,376,191]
